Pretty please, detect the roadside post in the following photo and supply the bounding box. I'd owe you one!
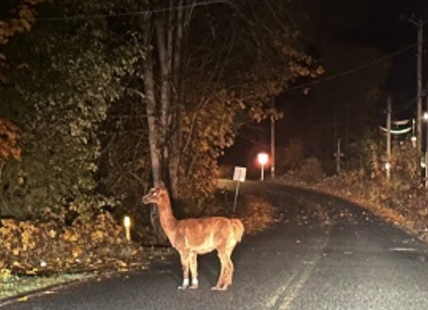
[232,166,247,213]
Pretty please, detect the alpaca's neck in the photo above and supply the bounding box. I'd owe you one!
[158,195,178,236]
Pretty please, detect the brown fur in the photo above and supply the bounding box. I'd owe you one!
[142,184,244,290]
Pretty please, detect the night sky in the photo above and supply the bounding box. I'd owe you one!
[316,0,427,87]
[220,0,428,171]
[308,0,428,105]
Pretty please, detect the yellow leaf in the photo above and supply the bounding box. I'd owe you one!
[72,247,82,258]
[49,229,56,238]
[91,230,104,241]
[12,261,22,267]
[116,260,127,268]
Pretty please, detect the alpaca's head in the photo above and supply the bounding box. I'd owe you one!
[142,183,168,205]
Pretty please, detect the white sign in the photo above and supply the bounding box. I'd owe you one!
[233,166,247,182]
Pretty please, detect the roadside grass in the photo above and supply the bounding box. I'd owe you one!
[0,273,93,301]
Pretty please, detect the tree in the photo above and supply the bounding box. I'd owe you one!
[174,0,323,197]
[0,0,46,83]
[0,117,21,179]
[0,0,140,220]
[278,44,390,167]
[132,0,322,240]
[140,0,322,191]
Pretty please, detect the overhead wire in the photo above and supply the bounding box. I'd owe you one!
[285,42,417,93]
[36,0,424,127]
[36,0,420,100]
[38,0,233,21]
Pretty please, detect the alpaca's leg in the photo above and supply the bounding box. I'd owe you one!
[211,249,228,291]
[189,252,199,289]
[178,251,190,290]
[223,246,236,288]
[212,242,238,291]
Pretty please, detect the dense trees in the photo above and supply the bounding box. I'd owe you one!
[138,0,322,198]
[0,1,321,239]
[0,0,139,219]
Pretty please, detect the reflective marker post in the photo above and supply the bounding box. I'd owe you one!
[232,167,247,213]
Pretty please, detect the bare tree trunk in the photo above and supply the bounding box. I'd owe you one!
[155,14,171,170]
[143,0,193,219]
[142,23,167,244]
[168,0,185,200]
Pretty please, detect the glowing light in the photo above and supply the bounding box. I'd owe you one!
[257,153,269,166]
[124,216,131,241]
[257,153,269,181]
[385,162,391,170]
[124,216,131,228]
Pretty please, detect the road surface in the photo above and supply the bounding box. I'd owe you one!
[3,181,428,310]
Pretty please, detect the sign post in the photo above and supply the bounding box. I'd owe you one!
[232,167,246,212]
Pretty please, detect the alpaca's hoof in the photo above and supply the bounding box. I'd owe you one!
[189,284,199,289]
[211,285,228,291]
[178,285,188,290]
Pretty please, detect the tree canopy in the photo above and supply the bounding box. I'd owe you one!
[0,0,322,229]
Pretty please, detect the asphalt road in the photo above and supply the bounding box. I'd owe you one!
[3,181,428,310]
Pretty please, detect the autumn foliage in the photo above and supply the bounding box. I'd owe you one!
[0,0,46,45]
[0,117,21,163]
[0,0,46,83]
[0,213,143,276]
[237,194,277,234]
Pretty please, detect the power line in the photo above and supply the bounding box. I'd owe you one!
[39,0,232,21]
[286,43,417,93]
[392,97,418,115]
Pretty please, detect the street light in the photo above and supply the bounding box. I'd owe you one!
[257,152,269,181]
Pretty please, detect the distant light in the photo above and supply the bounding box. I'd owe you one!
[257,153,269,165]
[385,162,391,171]
[124,216,131,228]
[411,136,417,148]
[423,112,428,121]
[257,153,269,181]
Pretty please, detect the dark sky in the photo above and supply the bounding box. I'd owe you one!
[313,0,426,47]
[220,0,428,169]
[310,0,428,108]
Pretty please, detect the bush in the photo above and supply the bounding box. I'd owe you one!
[237,194,276,234]
[284,157,325,184]
[0,212,142,276]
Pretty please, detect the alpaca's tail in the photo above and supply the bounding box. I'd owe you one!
[231,219,245,242]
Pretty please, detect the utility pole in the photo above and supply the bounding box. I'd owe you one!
[423,110,428,188]
[336,138,341,174]
[425,80,428,188]
[270,97,275,179]
[270,115,275,179]
[386,96,392,181]
[408,17,423,153]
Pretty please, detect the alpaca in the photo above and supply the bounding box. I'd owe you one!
[142,184,244,290]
